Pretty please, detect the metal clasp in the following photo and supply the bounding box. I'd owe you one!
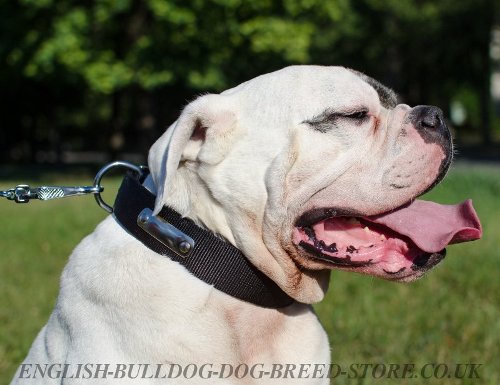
[9,185,33,203]
[1,160,146,211]
[137,208,194,258]
[93,161,146,213]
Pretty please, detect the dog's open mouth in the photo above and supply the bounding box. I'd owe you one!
[293,199,482,280]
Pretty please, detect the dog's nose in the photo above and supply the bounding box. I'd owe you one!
[410,105,446,133]
[420,108,442,129]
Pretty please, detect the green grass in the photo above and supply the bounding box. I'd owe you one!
[0,175,119,381]
[1,164,499,384]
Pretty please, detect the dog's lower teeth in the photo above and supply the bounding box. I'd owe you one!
[325,242,338,252]
[346,245,357,253]
[314,239,328,249]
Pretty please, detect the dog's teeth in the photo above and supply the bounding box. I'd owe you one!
[347,217,360,225]
[314,239,327,250]
[364,226,370,234]
[346,245,357,253]
[380,234,387,241]
[325,243,338,252]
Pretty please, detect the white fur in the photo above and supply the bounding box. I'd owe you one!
[11,66,446,384]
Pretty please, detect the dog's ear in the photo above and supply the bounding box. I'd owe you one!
[148,94,237,214]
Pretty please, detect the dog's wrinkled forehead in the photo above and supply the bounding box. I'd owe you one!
[349,69,398,109]
[221,66,398,124]
[221,66,395,125]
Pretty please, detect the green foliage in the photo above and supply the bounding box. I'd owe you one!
[5,0,493,92]
[1,0,376,93]
[452,87,482,128]
[241,18,314,62]
[0,0,497,162]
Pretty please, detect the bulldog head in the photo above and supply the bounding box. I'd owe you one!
[148,66,481,303]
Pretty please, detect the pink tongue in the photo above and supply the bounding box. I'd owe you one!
[366,199,482,253]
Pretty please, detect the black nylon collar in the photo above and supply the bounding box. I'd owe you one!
[113,173,294,308]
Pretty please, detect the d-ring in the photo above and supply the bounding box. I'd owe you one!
[93,161,144,213]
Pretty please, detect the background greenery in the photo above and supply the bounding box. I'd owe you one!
[1,0,499,164]
[1,164,499,384]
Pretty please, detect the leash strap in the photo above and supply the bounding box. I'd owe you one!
[113,173,294,308]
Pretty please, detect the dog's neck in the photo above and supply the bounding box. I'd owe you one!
[145,165,331,304]
[143,171,237,245]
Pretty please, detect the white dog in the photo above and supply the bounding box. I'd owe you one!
[11,66,481,384]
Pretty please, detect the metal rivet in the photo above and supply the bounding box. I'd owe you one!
[136,208,194,258]
[178,241,191,254]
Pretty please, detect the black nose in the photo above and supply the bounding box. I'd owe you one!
[421,110,442,129]
[410,105,446,133]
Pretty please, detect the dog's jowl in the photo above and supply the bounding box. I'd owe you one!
[11,66,481,385]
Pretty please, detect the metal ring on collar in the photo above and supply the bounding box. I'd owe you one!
[93,161,144,213]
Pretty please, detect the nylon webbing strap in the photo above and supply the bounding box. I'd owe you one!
[113,174,294,308]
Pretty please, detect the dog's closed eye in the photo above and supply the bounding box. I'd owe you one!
[343,110,369,120]
[303,107,370,133]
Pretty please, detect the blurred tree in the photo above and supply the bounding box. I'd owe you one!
[0,0,496,163]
